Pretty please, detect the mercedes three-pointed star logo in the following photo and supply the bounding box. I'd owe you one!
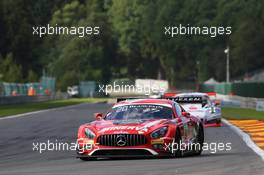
[116,135,127,146]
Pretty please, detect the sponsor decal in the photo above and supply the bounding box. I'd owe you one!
[189,106,198,110]
[99,120,164,133]
[113,103,172,108]
[112,131,129,134]
[112,119,144,125]
[99,126,148,133]
[168,96,203,103]
[151,139,164,144]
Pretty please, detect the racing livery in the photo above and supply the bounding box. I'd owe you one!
[164,92,221,126]
[76,99,204,160]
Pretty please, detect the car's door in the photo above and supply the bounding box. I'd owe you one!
[174,103,193,143]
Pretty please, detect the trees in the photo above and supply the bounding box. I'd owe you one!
[0,53,22,82]
[42,0,117,90]
[0,0,68,81]
[0,0,263,88]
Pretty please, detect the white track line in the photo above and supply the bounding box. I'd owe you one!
[0,103,89,120]
[223,119,264,161]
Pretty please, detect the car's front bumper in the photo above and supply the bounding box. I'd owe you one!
[77,148,162,158]
[76,137,174,158]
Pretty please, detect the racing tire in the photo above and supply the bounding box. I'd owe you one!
[172,129,183,158]
[79,157,96,161]
[194,124,204,156]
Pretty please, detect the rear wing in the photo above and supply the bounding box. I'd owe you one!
[164,92,216,97]
[163,93,177,98]
[164,96,203,104]
[163,92,217,102]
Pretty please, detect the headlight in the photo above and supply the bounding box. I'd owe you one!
[150,127,168,139]
[84,128,96,139]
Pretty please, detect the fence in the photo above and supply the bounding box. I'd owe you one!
[0,76,56,96]
[40,76,56,95]
[79,81,97,97]
[200,82,264,98]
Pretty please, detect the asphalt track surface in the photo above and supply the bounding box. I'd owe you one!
[0,103,263,175]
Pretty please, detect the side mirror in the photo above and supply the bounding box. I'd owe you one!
[94,113,103,120]
[182,111,190,117]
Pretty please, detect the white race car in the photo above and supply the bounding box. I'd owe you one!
[164,92,221,126]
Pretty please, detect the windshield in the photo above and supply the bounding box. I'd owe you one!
[105,104,173,120]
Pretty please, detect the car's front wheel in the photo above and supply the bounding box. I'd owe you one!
[172,129,183,158]
[193,124,204,155]
[79,157,96,161]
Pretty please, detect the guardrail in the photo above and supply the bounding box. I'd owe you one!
[0,93,68,105]
[217,94,264,111]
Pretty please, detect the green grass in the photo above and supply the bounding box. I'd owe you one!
[222,107,264,120]
[0,98,109,117]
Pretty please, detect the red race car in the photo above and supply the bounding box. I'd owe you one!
[76,98,204,160]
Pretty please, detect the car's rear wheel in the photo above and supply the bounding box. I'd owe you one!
[172,129,183,158]
[216,119,221,125]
